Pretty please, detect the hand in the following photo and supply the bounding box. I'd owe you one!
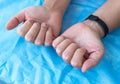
[53,20,104,72]
[6,6,63,46]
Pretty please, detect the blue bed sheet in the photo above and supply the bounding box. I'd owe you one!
[0,0,120,84]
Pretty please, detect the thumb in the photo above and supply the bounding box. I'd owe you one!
[81,51,104,72]
[6,10,25,30]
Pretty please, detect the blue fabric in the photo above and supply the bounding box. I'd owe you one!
[0,0,120,84]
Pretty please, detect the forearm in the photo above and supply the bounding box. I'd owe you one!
[43,0,71,15]
[85,0,120,37]
[94,0,120,32]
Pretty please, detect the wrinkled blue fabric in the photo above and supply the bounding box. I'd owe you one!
[0,0,120,84]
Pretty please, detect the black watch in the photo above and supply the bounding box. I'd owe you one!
[86,15,109,37]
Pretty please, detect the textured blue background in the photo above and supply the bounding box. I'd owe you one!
[0,0,120,84]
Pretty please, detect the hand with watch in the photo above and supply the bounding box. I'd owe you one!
[53,16,105,72]
[53,0,120,72]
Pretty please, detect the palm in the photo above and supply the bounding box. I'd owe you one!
[24,6,62,36]
[61,23,104,71]
[6,6,62,45]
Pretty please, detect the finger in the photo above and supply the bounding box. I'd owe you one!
[56,39,72,56]
[6,10,25,30]
[62,43,78,63]
[35,23,48,45]
[52,36,65,48]
[17,20,34,37]
[71,48,86,68]
[44,27,54,46]
[25,22,40,42]
[82,50,104,72]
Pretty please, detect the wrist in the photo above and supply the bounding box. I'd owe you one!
[43,0,70,15]
[83,20,105,38]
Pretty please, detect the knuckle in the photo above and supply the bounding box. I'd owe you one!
[71,61,82,68]
[35,40,43,45]
[25,36,33,42]
[63,51,71,57]
[56,46,63,52]
[56,47,63,55]
[45,41,52,46]
[41,23,48,30]
[64,58,70,64]
[45,41,51,46]
[17,29,25,37]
